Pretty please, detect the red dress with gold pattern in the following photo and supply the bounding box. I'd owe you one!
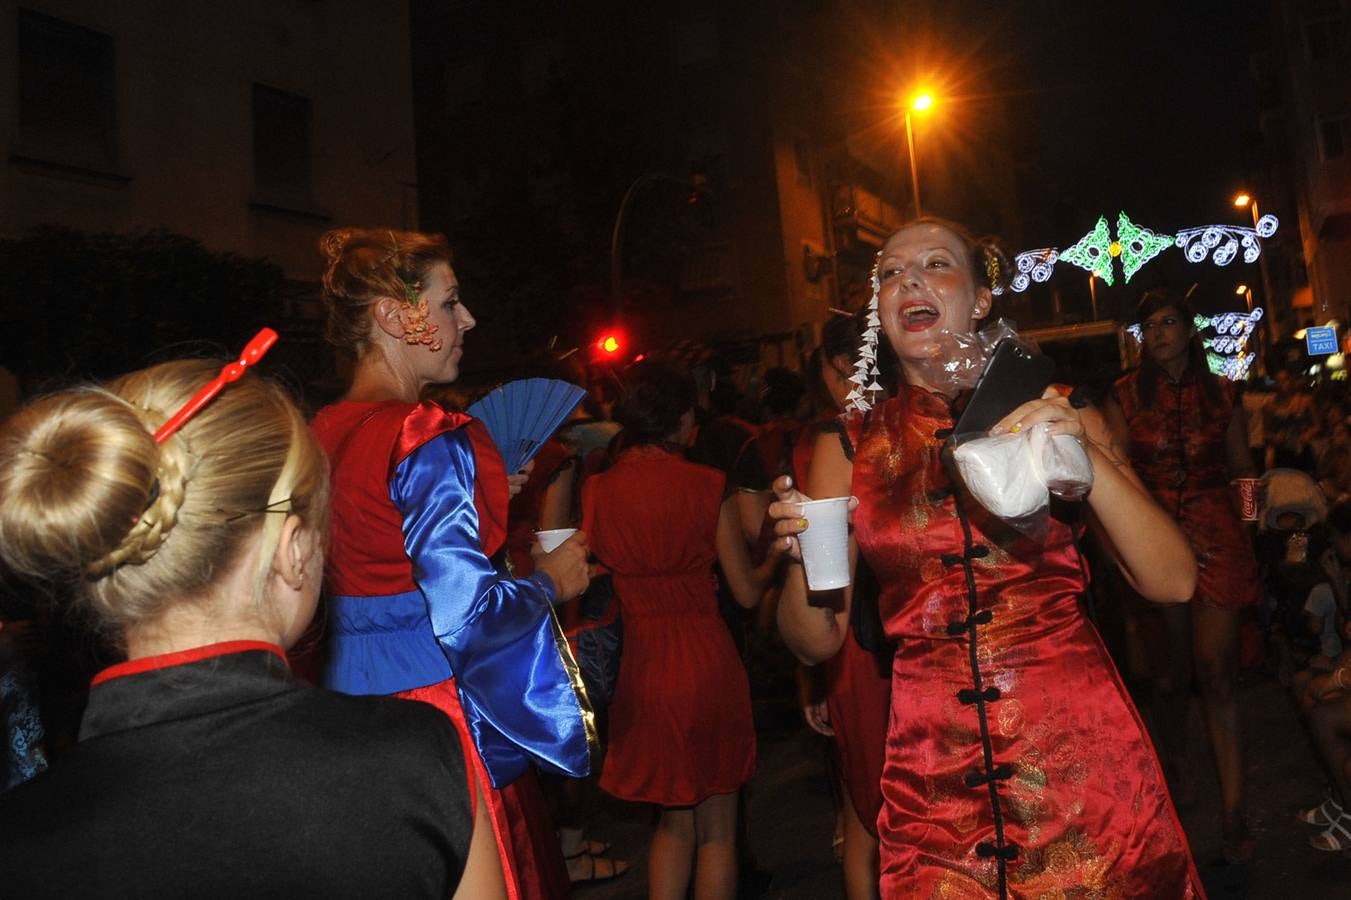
[846,387,1200,899]
[1114,369,1261,610]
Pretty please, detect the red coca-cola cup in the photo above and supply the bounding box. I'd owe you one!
[1233,478,1263,523]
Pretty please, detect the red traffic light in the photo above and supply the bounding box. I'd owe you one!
[597,333,622,355]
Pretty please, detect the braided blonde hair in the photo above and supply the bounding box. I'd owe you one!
[0,360,327,638]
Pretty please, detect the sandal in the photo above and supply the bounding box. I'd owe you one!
[560,833,612,859]
[567,852,630,886]
[1298,794,1345,827]
[1310,809,1351,852]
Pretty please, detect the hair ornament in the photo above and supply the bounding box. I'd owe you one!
[154,328,278,444]
[387,229,422,305]
[984,248,1000,289]
[845,252,885,413]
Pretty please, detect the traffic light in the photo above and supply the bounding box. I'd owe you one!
[595,330,624,357]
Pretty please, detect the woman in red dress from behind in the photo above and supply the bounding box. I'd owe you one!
[583,362,773,900]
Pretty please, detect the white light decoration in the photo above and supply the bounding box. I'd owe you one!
[1199,309,1263,380]
[1126,308,1264,381]
[993,248,1058,295]
[1174,214,1279,267]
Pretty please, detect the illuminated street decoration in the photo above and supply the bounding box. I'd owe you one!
[1057,216,1115,285]
[1126,308,1264,381]
[1116,212,1174,282]
[995,211,1279,294]
[1174,214,1278,267]
[1008,248,1060,293]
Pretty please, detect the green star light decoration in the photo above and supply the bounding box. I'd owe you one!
[1058,215,1115,285]
[1115,212,1174,282]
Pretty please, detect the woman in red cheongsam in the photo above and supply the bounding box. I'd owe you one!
[1112,288,1262,861]
[770,218,1203,898]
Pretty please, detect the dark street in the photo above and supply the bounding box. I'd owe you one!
[581,673,1351,899]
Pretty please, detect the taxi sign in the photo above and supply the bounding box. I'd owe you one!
[1306,325,1338,356]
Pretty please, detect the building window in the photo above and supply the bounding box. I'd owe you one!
[1305,14,1344,61]
[17,8,118,168]
[252,84,313,205]
[1319,115,1349,161]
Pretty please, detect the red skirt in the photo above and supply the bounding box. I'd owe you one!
[400,679,570,900]
[825,629,892,837]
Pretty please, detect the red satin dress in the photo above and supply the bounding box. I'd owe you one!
[793,420,891,836]
[847,388,1201,899]
[583,446,756,806]
[1115,369,1261,609]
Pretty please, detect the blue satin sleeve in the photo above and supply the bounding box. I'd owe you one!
[391,428,592,787]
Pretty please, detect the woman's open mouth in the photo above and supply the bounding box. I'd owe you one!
[899,301,940,333]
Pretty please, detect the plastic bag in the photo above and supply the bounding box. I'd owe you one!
[952,423,1094,522]
[908,318,1021,397]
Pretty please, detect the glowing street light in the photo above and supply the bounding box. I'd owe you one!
[1235,284,1249,295]
[902,90,936,216]
[1231,191,1274,334]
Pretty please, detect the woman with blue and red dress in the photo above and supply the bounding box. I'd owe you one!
[771,218,1203,897]
[312,228,595,899]
[1112,288,1263,861]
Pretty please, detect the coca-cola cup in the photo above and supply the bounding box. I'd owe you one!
[1233,478,1262,523]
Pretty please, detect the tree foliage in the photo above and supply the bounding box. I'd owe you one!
[0,227,285,383]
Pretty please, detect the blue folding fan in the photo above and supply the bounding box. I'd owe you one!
[467,378,587,472]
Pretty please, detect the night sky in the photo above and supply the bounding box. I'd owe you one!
[1002,0,1264,237]
[856,0,1271,322]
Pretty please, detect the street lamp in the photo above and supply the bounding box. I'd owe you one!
[903,92,935,217]
[1236,283,1253,311]
[1232,191,1276,338]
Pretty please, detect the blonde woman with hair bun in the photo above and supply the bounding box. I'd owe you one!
[0,358,504,899]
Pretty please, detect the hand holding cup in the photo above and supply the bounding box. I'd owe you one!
[768,475,857,591]
[533,529,593,603]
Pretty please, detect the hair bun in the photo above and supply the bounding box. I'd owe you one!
[0,390,161,580]
[319,228,357,264]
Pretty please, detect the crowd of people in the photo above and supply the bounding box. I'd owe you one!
[1,216,1349,898]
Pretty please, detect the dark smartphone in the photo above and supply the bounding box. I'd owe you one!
[951,339,1055,443]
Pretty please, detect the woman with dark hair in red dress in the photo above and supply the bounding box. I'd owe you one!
[583,361,774,900]
[771,218,1203,897]
[1112,288,1262,861]
[795,313,891,900]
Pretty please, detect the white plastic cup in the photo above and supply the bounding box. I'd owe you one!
[535,528,578,554]
[796,497,852,591]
